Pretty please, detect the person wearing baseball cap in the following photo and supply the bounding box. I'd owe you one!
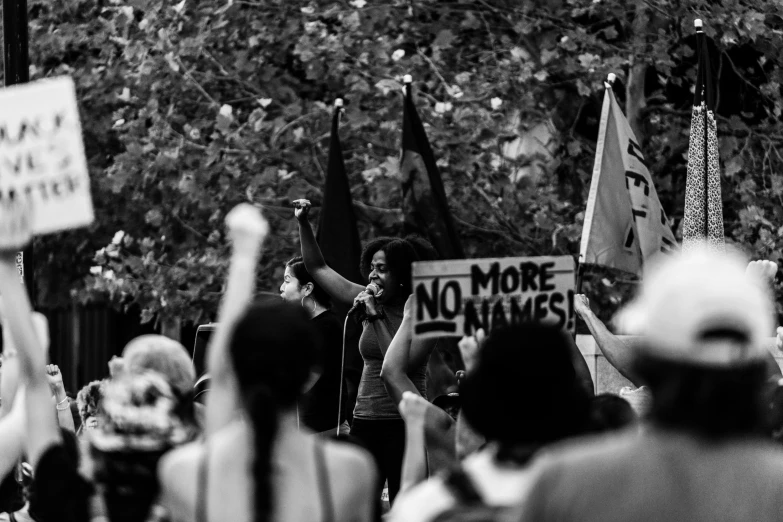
[512,244,783,522]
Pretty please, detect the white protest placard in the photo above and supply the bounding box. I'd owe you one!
[0,76,93,234]
[412,256,575,340]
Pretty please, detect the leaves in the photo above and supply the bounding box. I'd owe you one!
[19,0,783,326]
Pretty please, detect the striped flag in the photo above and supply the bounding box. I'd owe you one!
[682,19,725,252]
[400,78,464,259]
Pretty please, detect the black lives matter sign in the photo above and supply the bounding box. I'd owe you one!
[0,77,93,234]
[412,256,575,340]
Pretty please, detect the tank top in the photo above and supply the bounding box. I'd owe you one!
[195,440,335,522]
[353,304,428,419]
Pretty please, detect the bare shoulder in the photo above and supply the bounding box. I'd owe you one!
[323,439,376,479]
[160,440,204,478]
[158,441,204,518]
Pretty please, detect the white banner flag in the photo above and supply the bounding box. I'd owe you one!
[580,83,677,275]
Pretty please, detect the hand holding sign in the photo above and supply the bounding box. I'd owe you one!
[0,196,33,260]
[573,294,591,320]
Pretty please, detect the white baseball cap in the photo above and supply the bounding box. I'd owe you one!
[616,244,774,366]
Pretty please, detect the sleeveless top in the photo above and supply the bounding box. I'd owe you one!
[353,304,428,420]
[195,440,335,522]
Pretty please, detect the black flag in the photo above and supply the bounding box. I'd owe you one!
[401,80,464,259]
[316,100,363,285]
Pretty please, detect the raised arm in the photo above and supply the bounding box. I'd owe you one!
[205,204,269,437]
[295,200,364,306]
[0,198,61,469]
[380,296,436,406]
[47,364,75,432]
[574,294,641,386]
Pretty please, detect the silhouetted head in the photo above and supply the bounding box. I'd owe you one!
[460,324,590,462]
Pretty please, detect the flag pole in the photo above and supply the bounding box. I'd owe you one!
[577,72,615,296]
[334,97,343,123]
[403,74,412,96]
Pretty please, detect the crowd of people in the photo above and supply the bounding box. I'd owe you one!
[2,196,783,522]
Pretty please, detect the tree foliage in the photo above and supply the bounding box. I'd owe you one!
[19,0,783,326]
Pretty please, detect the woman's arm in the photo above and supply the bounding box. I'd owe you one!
[380,296,435,406]
[0,389,27,480]
[295,200,364,306]
[574,294,641,386]
[47,365,76,432]
[0,199,61,469]
[205,204,269,437]
[397,392,428,496]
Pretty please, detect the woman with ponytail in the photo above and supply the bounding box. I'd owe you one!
[280,256,348,435]
[160,204,378,522]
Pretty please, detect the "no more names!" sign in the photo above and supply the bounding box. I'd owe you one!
[412,256,575,340]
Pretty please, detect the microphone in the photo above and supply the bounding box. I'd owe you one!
[348,284,383,317]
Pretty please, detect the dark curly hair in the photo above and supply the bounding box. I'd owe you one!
[76,380,103,424]
[359,235,437,297]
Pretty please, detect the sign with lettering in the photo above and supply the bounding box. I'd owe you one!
[0,77,93,234]
[412,256,575,340]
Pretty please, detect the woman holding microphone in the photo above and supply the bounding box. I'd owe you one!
[294,199,435,504]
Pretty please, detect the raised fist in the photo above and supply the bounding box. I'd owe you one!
[458,328,486,374]
[225,203,269,257]
[45,364,64,394]
[293,199,311,222]
[746,260,778,286]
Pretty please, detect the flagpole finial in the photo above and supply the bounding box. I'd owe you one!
[694,18,703,31]
[334,98,344,108]
[403,74,413,84]
[606,73,616,85]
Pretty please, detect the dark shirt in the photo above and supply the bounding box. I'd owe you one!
[299,310,347,432]
[30,444,90,522]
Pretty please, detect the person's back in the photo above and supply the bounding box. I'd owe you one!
[517,428,783,522]
[514,245,783,522]
[160,418,377,522]
[389,324,591,522]
[158,243,379,522]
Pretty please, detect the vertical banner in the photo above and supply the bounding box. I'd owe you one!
[580,78,677,275]
[400,79,464,259]
[682,20,724,252]
[316,99,363,285]
[0,76,94,234]
[412,256,575,340]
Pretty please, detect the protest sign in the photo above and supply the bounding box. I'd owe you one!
[412,256,575,340]
[0,76,93,234]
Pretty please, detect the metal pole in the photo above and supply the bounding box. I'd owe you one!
[2,0,35,304]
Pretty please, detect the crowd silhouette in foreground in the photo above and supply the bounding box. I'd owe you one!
[1,199,783,521]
